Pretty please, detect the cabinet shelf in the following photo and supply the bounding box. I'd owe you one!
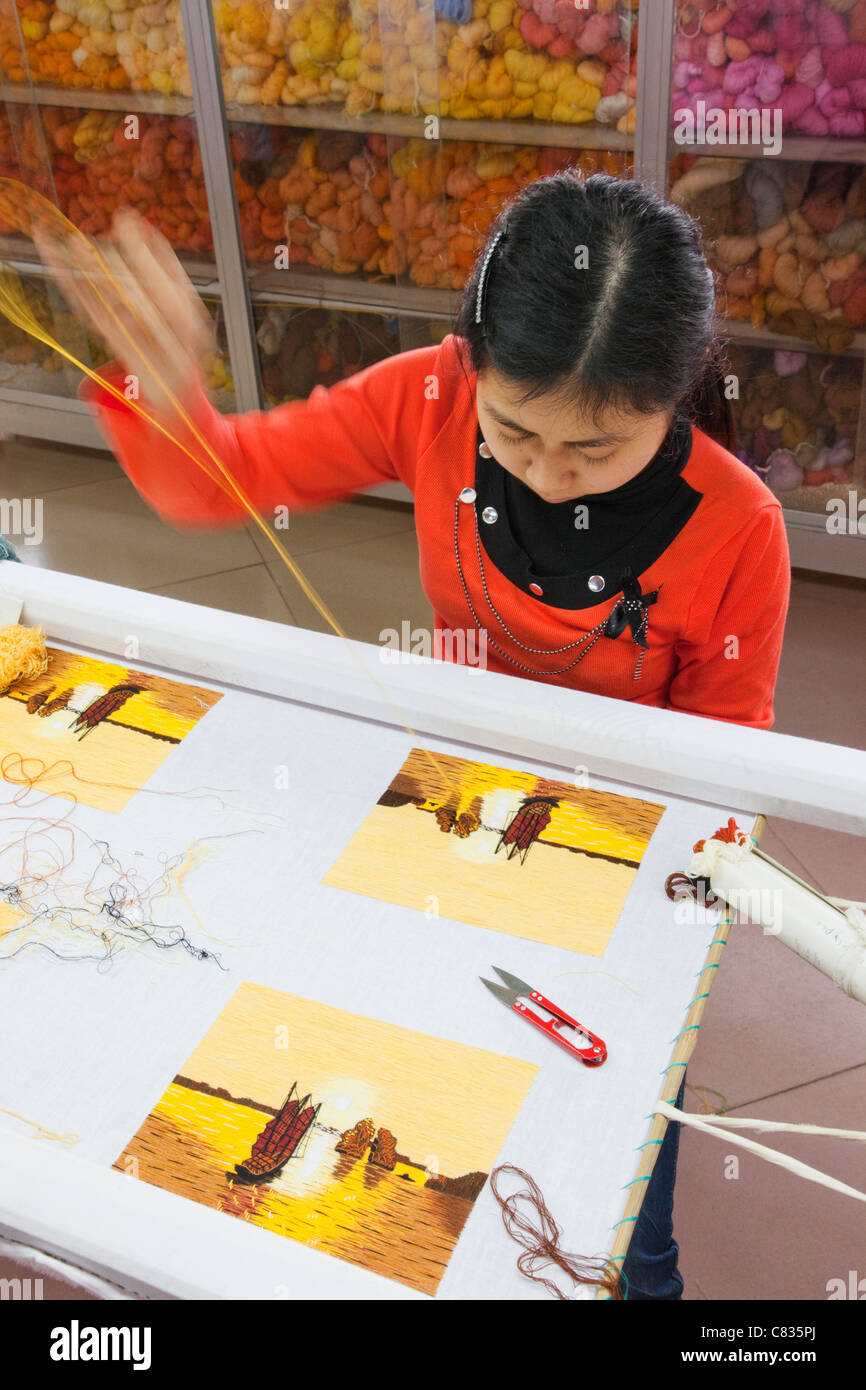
[18,230,863,346]
[1,234,454,315]
[0,80,633,152]
[718,318,866,360]
[671,134,866,166]
[0,81,193,117]
[0,235,221,294]
[247,266,455,318]
[225,101,634,150]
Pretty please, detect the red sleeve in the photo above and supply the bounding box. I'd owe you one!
[78,347,436,528]
[666,504,790,729]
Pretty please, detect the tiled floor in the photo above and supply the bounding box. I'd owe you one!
[1,434,864,1302]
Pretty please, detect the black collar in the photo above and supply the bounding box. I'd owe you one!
[472,416,702,611]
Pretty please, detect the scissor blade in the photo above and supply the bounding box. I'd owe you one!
[480,977,519,1009]
[493,965,533,998]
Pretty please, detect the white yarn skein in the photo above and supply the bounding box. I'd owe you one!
[687,835,866,1003]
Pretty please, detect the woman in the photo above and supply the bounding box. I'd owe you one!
[47,172,789,727]
[43,171,791,1297]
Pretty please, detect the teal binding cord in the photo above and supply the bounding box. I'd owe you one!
[625,914,734,1213]
[669,1023,701,1043]
[608,889,739,1301]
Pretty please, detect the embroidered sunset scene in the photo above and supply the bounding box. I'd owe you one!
[0,648,222,812]
[324,749,665,955]
[114,982,537,1296]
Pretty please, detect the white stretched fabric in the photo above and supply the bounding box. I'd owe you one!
[656,1102,866,1205]
[0,568,759,1299]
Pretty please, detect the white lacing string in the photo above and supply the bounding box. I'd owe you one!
[656,1101,866,1204]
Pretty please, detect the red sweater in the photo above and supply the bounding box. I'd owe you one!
[80,334,790,729]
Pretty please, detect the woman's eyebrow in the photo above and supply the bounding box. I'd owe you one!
[486,404,535,434]
[486,403,624,447]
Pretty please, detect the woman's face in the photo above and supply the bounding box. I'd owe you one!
[476,367,673,503]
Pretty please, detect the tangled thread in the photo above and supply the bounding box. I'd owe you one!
[490,1164,624,1301]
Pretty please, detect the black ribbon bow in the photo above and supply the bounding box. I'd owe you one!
[603,567,660,649]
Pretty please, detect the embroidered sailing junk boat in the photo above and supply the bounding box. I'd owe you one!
[495,797,559,865]
[230,1082,320,1184]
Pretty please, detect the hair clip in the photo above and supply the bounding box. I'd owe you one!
[475,228,505,326]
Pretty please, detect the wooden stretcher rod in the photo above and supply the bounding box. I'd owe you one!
[596,812,767,1300]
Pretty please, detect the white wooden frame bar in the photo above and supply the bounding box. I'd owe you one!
[2,563,864,836]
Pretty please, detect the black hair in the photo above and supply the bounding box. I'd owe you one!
[455,171,735,451]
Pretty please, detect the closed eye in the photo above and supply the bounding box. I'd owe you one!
[574,449,615,463]
[495,426,532,445]
[495,426,615,462]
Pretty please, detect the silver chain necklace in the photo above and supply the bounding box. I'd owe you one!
[452,494,650,680]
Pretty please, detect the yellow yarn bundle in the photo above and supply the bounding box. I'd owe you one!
[0,623,49,695]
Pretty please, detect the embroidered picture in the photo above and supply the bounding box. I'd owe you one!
[0,648,221,812]
[115,981,537,1296]
[324,748,665,955]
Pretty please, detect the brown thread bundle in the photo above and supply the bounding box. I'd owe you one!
[490,1164,624,1300]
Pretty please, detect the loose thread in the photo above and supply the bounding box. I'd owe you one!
[0,1108,78,1145]
[0,766,227,970]
[0,625,49,695]
[489,1164,623,1301]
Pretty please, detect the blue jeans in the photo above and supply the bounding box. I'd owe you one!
[619,1076,686,1300]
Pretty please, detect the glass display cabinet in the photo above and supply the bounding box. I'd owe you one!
[2,0,864,571]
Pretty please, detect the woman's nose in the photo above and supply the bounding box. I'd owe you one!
[525,455,575,492]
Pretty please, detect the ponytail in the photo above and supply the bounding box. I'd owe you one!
[682,342,738,453]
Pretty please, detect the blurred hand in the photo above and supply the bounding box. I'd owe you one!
[34,208,215,412]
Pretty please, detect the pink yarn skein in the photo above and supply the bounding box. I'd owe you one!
[673,0,866,134]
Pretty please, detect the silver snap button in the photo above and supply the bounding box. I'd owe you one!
[478,441,493,458]
[529,582,543,596]
[588,574,605,593]
[482,506,498,524]
[459,487,477,504]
